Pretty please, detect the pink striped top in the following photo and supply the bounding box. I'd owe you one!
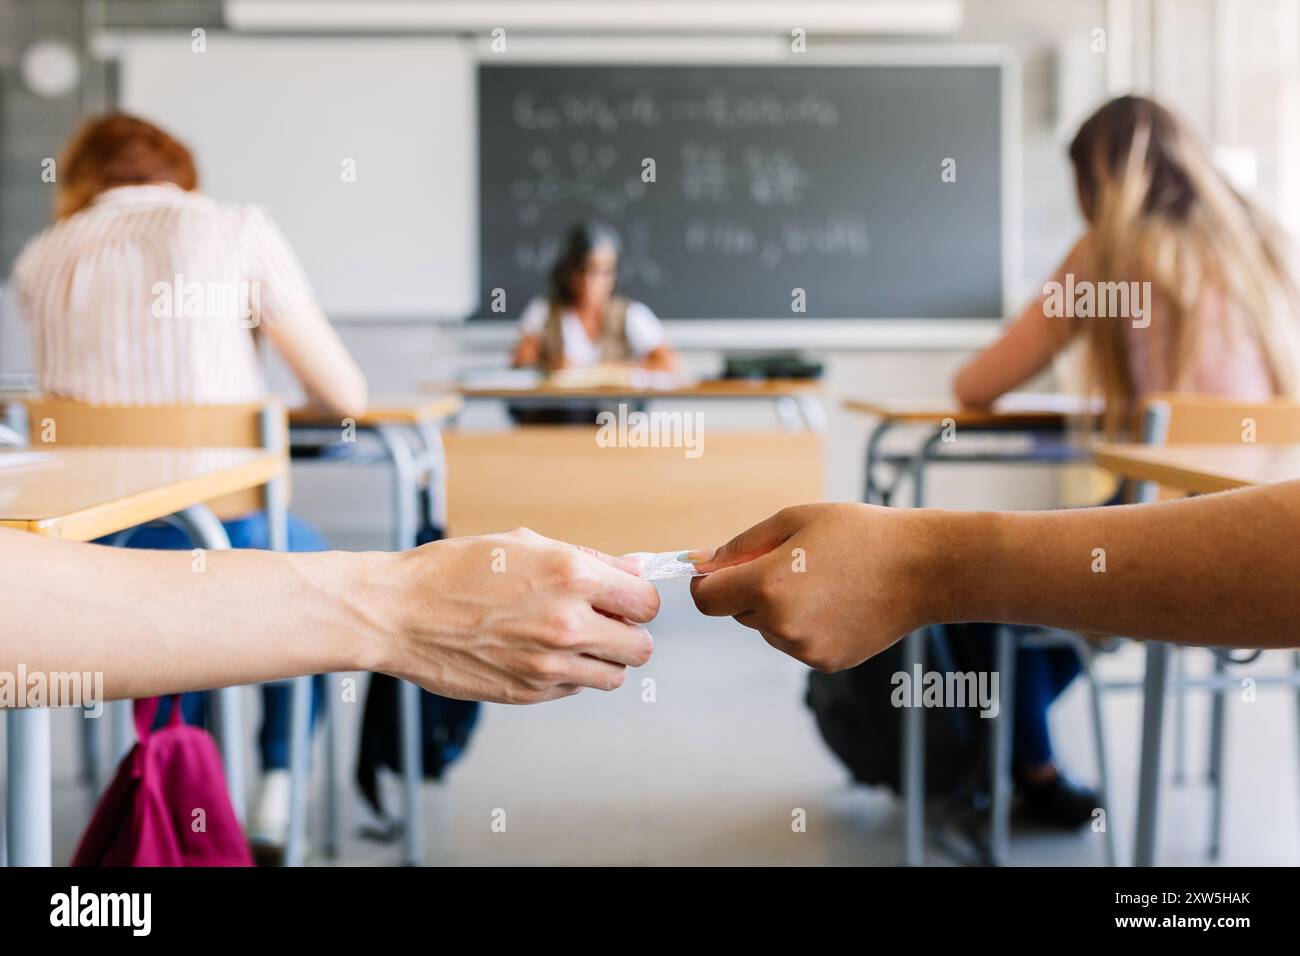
[12,183,315,405]
[1122,285,1276,400]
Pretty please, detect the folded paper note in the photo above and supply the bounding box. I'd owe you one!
[625,551,705,581]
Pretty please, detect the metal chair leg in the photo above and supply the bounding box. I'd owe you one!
[901,628,926,865]
[170,505,246,824]
[1172,648,1186,785]
[1207,652,1228,860]
[1134,641,1172,866]
[321,674,341,858]
[5,709,53,866]
[260,407,312,865]
[109,699,134,765]
[79,710,102,790]
[1082,644,1117,866]
[398,678,423,866]
[989,627,1017,865]
[377,424,424,866]
[283,675,313,866]
[1293,651,1300,865]
[900,427,943,865]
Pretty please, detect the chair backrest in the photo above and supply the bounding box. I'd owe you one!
[1135,392,1300,502]
[1142,392,1300,445]
[24,397,288,519]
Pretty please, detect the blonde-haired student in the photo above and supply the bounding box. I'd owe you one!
[957,94,1300,428]
[950,94,1300,827]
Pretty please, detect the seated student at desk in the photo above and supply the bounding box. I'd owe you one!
[10,112,368,858]
[509,222,679,422]
[949,95,1300,826]
[512,221,679,374]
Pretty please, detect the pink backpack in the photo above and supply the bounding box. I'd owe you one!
[72,695,253,866]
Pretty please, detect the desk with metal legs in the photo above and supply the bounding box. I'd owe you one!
[288,396,460,866]
[0,446,284,866]
[447,377,827,431]
[848,397,1081,865]
[1093,441,1300,866]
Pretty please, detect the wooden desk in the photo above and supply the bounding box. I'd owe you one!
[843,393,1087,429]
[288,394,462,428]
[1092,442,1300,494]
[0,446,282,540]
[443,426,822,554]
[450,378,822,401]
[448,377,825,431]
[0,445,282,868]
[442,379,827,553]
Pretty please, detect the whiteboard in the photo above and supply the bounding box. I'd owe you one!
[116,35,476,319]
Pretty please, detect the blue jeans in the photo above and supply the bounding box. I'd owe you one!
[1012,640,1082,769]
[104,511,328,771]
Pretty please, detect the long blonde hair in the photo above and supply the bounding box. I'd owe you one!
[1069,95,1300,434]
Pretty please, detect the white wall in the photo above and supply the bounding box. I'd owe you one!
[116,34,477,319]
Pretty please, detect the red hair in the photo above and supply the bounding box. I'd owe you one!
[56,112,198,219]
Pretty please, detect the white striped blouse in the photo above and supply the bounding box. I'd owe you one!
[11,183,316,406]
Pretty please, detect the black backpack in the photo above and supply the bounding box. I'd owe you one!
[805,623,998,800]
[355,504,481,832]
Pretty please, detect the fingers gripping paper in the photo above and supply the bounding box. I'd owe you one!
[626,551,704,581]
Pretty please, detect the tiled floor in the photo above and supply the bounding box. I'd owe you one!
[31,583,1300,866]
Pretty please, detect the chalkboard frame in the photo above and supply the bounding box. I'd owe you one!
[470,41,1021,334]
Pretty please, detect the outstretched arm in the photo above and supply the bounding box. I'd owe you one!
[1,527,657,705]
[690,481,1300,672]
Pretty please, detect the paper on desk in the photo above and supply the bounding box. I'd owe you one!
[625,551,705,581]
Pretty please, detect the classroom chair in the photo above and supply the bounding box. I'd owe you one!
[23,396,326,866]
[1128,394,1300,864]
[989,394,1300,866]
[982,625,1117,866]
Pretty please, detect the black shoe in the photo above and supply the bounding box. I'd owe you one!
[1014,772,1101,830]
[251,840,286,867]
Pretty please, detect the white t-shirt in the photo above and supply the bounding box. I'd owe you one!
[518,296,666,367]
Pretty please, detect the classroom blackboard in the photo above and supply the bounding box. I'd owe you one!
[476,63,1005,321]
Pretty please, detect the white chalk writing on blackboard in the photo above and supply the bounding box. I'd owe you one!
[511,89,839,132]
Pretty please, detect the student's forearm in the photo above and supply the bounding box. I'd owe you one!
[3,526,658,706]
[268,304,369,419]
[513,335,542,368]
[928,483,1300,646]
[639,346,680,371]
[2,531,391,700]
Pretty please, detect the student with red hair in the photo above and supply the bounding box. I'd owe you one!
[11,112,370,859]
